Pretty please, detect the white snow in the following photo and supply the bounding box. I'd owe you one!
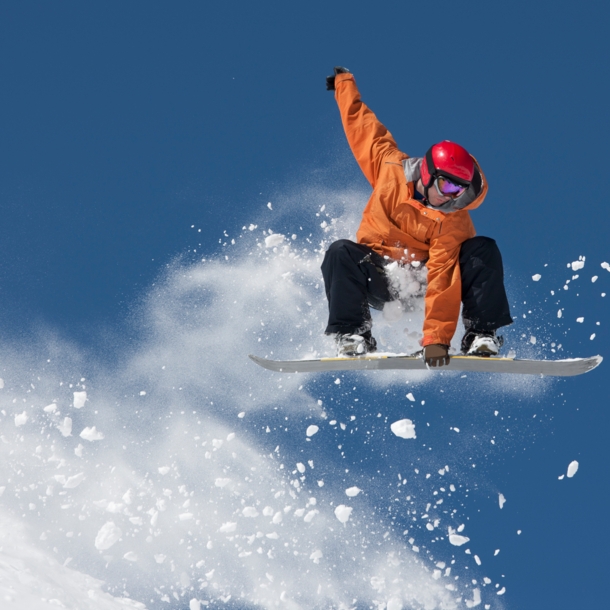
[532,274,541,281]
[334,505,353,523]
[94,522,122,550]
[73,391,87,409]
[79,426,104,441]
[576,317,584,323]
[499,493,506,509]
[63,473,86,489]
[58,416,73,437]
[14,411,28,427]
[306,424,319,437]
[406,392,415,401]
[567,460,579,478]
[571,259,585,271]
[345,486,362,497]
[390,419,417,439]
[264,233,285,248]
[449,531,470,546]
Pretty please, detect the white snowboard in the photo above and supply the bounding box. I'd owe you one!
[249,353,602,377]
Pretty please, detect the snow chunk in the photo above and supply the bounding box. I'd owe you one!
[406,392,415,402]
[80,426,104,441]
[601,262,610,271]
[449,534,470,546]
[571,260,585,271]
[123,551,138,562]
[242,507,259,518]
[567,460,579,478]
[179,513,194,521]
[345,486,362,497]
[499,493,506,509]
[264,233,285,248]
[465,588,481,608]
[190,600,201,610]
[576,317,584,323]
[58,417,72,437]
[334,505,352,523]
[219,522,237,533]
[306,425,319,437]
[44,403,57,413]
[14,411,28,427]
[557,309,563,318]
[532,274,541,281]
[73,391,87,409]
[390,419,416,439]
[158,466,171,475]
[214,478,231,487]
[94,522,122,550]
[310,549,323,563]
[63,473,85,489]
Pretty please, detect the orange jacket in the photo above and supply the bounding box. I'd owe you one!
[334,72,488,347]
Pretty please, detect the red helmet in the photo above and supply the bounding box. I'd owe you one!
[420,140,475,187]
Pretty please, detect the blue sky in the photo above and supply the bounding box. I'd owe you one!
[0,1,608,608]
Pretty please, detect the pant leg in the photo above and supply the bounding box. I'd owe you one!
[459,236,513,331]
[321,239,395,335]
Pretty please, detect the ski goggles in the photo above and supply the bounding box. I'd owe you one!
[435,176,468,199]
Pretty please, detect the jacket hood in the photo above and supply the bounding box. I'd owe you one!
[402,156,488,213]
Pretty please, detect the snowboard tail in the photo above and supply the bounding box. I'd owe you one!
[248,353,602,377]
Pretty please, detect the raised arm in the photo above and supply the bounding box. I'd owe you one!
[327,68,404,187]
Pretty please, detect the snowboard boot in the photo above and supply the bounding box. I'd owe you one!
[461,329,504,357]
[335,331,377,357]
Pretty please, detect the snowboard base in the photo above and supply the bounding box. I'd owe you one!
[249,353,602,377]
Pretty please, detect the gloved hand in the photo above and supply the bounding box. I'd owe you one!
[423,344,450,367]
[326,66,350,91]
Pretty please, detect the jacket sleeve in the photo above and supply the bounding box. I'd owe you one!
[334,73,404,187]
[421,234,465,347]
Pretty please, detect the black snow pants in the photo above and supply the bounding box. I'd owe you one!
[321,237,513,337]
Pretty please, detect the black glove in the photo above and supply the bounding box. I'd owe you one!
[326,66,350,91]
[423,344,450,368]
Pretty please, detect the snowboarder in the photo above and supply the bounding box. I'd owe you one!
[323,67,513,367]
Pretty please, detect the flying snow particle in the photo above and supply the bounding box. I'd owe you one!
[214,478,231,487]
[94,522,122,550]
[58,417,72,437]
[242,507,259,518]
[576,317,584,323]
[79,426,104,441]
[532,274,541,281]
[63,473,85,489]
[43,403,57,413]
[179,513,194,521]
[406,392,415,402]
[267,202,273,210]
[530,336,537,345]
[601,262,610,271]
[571,260,585,271]
[158,466,171,475]
[557,309,563,318]
[218,522,237,533]
[73,391,87,409]
[390,419,416,439]
[334,505,353,523]
[499,493,506,509]
[264,233,285,248]
[592,276,598,283]
[465,588,482,608]
[190,600,201,610]
[123,552,138,562]
[590,334,596,340]
[449,534,470,547]
[345,486,362,497]
[14,411,28,427]
[306,425,319,437]
[567,460,579,478]
[309,550,323,564]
